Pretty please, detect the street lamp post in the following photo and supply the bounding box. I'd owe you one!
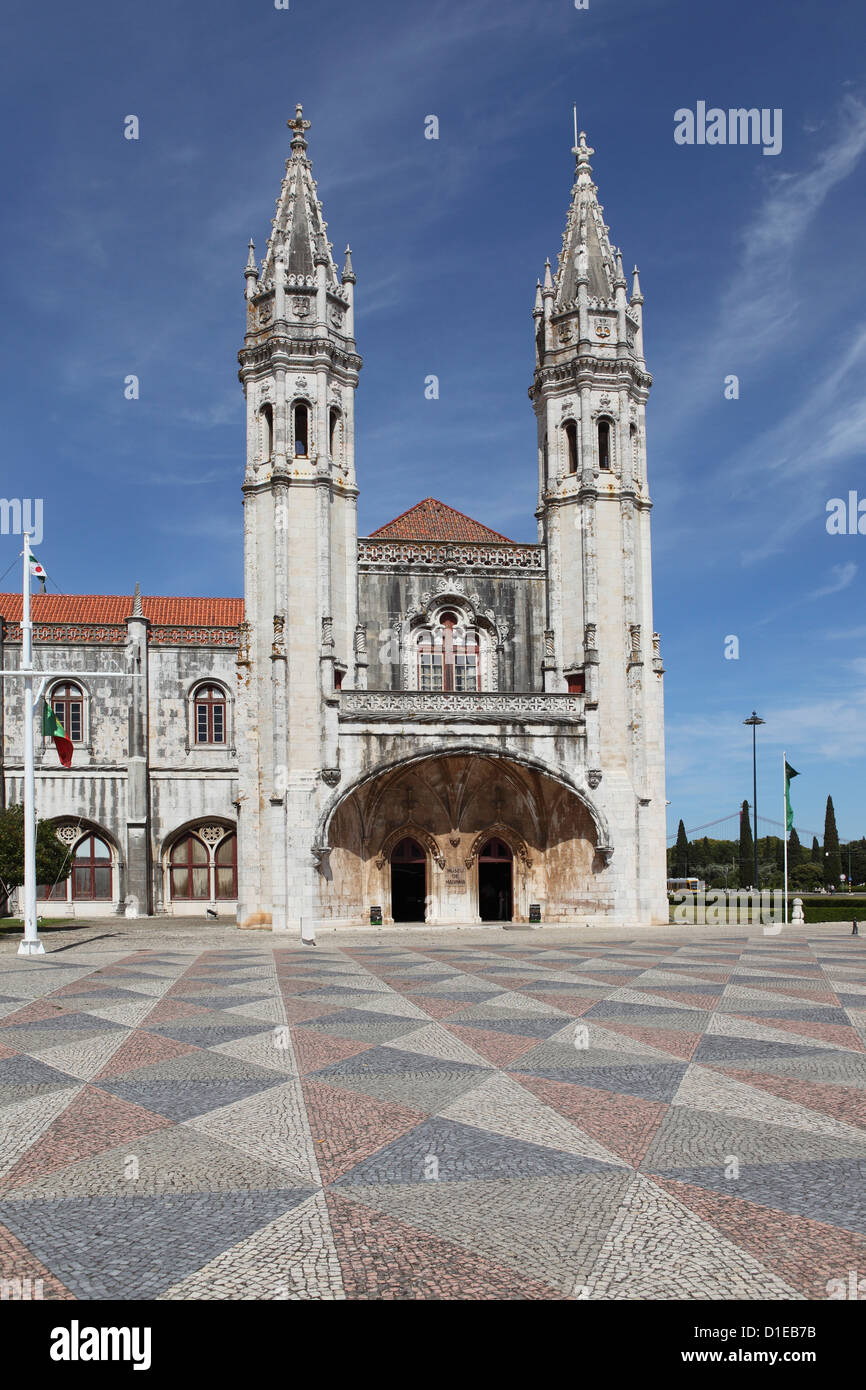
[744,712,765,891]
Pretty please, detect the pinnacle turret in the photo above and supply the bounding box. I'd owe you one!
[258,105,340,288]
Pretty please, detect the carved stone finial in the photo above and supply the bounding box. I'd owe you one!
[132,582,143,618]
[288,102,311,152]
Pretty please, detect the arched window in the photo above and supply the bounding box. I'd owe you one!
[215,833,237,899]
[542,432,548,481]
[630,422,639,474]
[169,834,209,900]
[329,407,341,462]
[72,833,112,900]
[194,685,226,745]
[293,401,309,457]
[564,420,578,474]
[417,613,480,693]
[260,403,274,461]
[598,419,612,470]
[51,683,84,743]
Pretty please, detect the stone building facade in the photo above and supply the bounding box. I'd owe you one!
[0,109,667,928]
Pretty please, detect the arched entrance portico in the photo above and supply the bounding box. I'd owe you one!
[317,750,609,926]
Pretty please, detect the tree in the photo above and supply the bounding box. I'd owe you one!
[811,835,821,863]
[673,819,689,877]
[0,805,70,909]
[788,826,803,868]
[791,862,823,892]
[738,800,754,888]
[823,796,843,889]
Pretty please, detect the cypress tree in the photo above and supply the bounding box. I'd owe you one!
[811,835,821,862]
[738,800,754,888]
[673,820,689,877]
[823,796,842,888]
[788,827,803,867]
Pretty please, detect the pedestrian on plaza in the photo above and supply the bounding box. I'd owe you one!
[853,918,859,936]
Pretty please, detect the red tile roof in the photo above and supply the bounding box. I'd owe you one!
[368,498,514,544]
[0,595,244,626]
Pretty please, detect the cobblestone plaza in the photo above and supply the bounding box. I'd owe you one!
[0,924,864,1300]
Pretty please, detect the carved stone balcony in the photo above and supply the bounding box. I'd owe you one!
[339,690,584,726]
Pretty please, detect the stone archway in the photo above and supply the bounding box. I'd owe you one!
[318,751,606,925]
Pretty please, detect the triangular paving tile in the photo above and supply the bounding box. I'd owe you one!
[159,1190,344,1300]
[714,1067,866,1130]
[302,1079,426,1184]
[292,1030,375,1076]
[586,1173,800,1299]
[325,1191,561,1299]
[0,1085,172,1190]
[446,1025,542,1067]
[594,1021,702,1061]
[437,1073,628,1168]
[185,1078,319,1185]
[513,1073,666,1168]
[652,1176,866,1299]
[673,1064,866,1142]
[334,1115,620,1187]
[0,1085,86,1180]
[330,1171,631,1294]
[0,1220,75,1299]
[0,1189,316,1299]
[95,1029,200,1080]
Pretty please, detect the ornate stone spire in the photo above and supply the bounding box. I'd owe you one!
[259,104,339,287]
[554,126,617,305]
[132,582,143,618]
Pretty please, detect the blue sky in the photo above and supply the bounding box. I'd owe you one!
[1,0,864,847]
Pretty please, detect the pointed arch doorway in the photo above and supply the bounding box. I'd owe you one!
[478,837,513,922]
[390,837,427,923]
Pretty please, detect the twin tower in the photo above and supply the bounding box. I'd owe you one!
[235,108,667,931]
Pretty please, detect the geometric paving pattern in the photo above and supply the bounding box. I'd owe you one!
[1,932,864,1299]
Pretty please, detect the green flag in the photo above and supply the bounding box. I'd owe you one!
[785,761,799,834]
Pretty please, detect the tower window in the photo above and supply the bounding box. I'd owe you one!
[598,419,611,470]
[630,422,639,473]
[260,404,273,460]
[564,420,578,474]
[329,407,341,461]
[293,401,309,457]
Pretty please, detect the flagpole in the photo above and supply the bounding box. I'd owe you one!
[19,533,43,955]
[783,751,788,927]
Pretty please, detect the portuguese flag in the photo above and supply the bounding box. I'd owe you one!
[42,701,73,767]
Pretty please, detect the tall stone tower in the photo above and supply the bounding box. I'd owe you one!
[236,106,362,931]
[529,128,667,922]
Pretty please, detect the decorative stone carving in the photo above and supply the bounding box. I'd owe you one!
[628,623,642,664]
[320,768,341,787]
[354,624,368,659]
[55,824,79,846]
[199,825,225,846]
[358,540,543,570]
[375,824,445,871]
[587,769,603,789]
[464,824,532,871]
[339,691,583,722]
[584,622,597,650]
[329,305,343,328]
[272,614,286,658]
[291,297,310,319]
[321,616,334,648]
